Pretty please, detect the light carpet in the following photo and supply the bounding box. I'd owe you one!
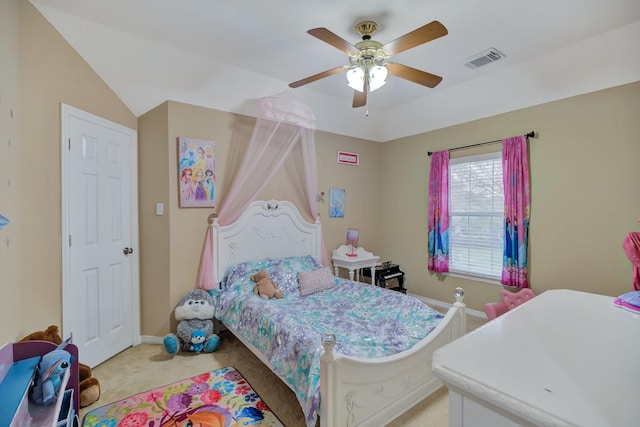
[80,313,485,426]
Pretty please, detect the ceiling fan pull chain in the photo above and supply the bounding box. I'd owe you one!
[365,69,370,116]
[365,96,370,116]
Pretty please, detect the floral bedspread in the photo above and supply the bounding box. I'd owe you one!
[215,256,444,427]
[81,367,283,427]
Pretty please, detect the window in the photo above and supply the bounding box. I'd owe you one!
[448,152,503,280]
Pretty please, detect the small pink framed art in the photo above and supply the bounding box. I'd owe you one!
[337,150,359,165]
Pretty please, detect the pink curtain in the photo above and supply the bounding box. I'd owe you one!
[427,150,449,272]
[501,135,531,288]
[623,232,640,290]
[198,94,324,290]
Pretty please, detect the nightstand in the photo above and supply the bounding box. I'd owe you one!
[331,245,380,283]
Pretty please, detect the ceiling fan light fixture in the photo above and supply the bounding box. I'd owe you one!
[346,66,365,92]
[369,65,388,91]
[346,64,387,93]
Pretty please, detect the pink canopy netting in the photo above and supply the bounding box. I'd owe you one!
[198,93,327,290]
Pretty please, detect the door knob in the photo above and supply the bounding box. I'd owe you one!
[123,247,133,255]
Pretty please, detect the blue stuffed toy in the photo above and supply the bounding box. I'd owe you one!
[31,339,74,405]
[189,329,206,352]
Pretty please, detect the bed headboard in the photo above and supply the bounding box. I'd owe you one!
[212,200,322,285]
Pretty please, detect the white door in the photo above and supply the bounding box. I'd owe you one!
[61,104,140,368]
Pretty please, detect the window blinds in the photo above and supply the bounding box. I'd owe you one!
[449,152,504,278]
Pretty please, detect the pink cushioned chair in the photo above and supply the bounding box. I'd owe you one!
[484,288,537,321]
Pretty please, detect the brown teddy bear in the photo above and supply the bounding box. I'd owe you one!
[250,270,284,299]
[20,325,101,408]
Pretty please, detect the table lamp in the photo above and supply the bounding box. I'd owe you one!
[346,228,359,257]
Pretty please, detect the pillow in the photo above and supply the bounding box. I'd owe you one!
[269,255,324,295]
[298,267,336,296]
[270,263,300,295]
[222,255,324,294]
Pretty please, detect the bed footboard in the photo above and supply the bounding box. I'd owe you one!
[320,288,466,427]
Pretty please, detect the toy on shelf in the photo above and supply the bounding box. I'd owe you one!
[0,339,79,426]
[20,325,101,408]
[31,339,73,406]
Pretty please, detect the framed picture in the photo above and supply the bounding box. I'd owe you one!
[178,137,216,208]
[337,150,359,165]
[329,188,345,218]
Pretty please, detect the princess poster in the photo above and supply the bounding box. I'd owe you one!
[178,137,216,208]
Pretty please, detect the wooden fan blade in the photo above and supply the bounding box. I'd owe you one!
[308,28,360,55]
[386,62,443,88]
[352,77,369,108]
[382,21,448,56]
[352,90,366,108]
[289,66,347,88]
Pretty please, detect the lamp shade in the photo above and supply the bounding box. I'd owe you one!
[346,67,365,92]
[369,65,388,91]
[346,65,387,93]
[346,228,359,242]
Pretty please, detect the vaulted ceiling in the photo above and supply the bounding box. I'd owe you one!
[30,0,640,142]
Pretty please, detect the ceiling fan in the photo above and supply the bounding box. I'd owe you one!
[289,20,448,108]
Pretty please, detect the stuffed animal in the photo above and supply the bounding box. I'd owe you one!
[250,270,284,299]
[189,329,206,352]
[31,339,73,405]
[163,289,220,355]
[20,325,101,408]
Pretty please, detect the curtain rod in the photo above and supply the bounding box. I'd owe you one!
[427,131,536,156]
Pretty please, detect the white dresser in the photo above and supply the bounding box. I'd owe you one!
[432,289,640,427]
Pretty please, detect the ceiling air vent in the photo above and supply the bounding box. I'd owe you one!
[465,48,506,69]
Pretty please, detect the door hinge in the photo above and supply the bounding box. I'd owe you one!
[68,138,71,150]
[69,235,72,247]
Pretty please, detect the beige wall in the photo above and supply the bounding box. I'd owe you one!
[138,102,171,337]
[0,0,22,345]
[3,0,639,344]
[12,1,136,340]
[315,131,381,257]
[380,82,640,311]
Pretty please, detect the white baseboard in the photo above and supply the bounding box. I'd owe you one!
[141,335,164,345]
[410,293,488,319]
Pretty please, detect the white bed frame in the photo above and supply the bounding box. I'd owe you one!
[211,200,466,427]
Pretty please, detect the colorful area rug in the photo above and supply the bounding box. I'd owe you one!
[82,366,284,427]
